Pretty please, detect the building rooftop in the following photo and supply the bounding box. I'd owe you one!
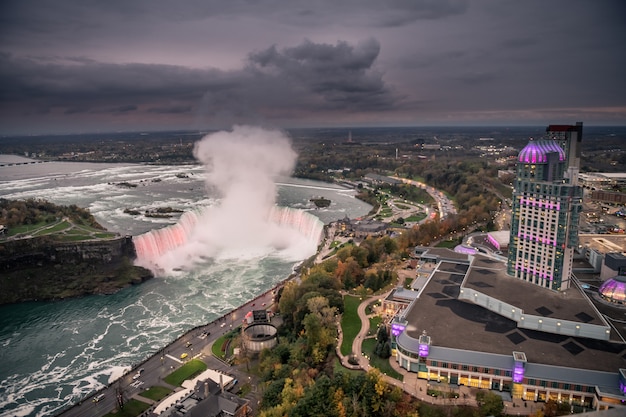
[579,234,626,254]
[403,250,626,373]
[464,255,605,326]
[386,287,420,302]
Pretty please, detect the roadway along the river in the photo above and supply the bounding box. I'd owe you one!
[59,289,277,417]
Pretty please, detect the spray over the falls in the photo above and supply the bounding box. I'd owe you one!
[133,126,324,275]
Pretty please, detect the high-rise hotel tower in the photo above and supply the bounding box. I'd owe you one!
[507,123,583,291]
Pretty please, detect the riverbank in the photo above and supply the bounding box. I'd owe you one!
[55,257,308,417]
[0,235,153,304]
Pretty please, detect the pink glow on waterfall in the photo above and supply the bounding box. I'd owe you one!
[132,210,198,261]
[133,206,323,274]
[132,125,324,275]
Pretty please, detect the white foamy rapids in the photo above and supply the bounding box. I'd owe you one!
[133,206,323,275]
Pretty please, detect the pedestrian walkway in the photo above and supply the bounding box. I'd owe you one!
[336,294,541,416]
[164,353,183,364]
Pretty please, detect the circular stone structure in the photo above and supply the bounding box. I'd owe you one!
[242,323,278,353]
[598,276,626,305]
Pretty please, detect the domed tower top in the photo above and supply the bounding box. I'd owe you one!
[518,139,566,164]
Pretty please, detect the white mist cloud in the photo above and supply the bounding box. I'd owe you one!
[134,125,322,275]
[194,124,297,221]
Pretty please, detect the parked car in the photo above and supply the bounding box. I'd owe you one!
[132,367,145,380]
[93,394,105,403]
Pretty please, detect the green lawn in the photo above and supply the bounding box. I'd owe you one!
[405,213,427,222]
[212,335,227,359]
[404,278,413,289]
[32,220,71,235]
[368,316,382,336]
[329,240,343,249]
[2,219,118,241]
[5,221,49,236]
[57,234,92,241]
[102,398,151,417]
[211,328,240,359]
[333,357,363,377]
[139,385,172,402]
[362,338,403,381]
[365,300,379,315]
[378,208,393,218]
[395,203,411,210]
[436,239,460,249]
[163,359,207,386]
[340,295,362,356]
[95,232,117,238]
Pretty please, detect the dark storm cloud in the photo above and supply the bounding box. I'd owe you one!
[64,107,89,115]
[1,55,169,100]
[247,39,396,110]
[0,53,225,107]
[0,0,468,37]
[0,0,624,133]
[0,39,398,122]
[147,106,193,114]
[109,105,138,114]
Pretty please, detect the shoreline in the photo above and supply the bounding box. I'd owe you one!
[55,231,326,417]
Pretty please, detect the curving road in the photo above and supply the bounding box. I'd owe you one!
[393,176,457,219]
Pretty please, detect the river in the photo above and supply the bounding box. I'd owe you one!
[0,157,371,417]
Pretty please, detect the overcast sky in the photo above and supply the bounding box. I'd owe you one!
[1,0,625,135]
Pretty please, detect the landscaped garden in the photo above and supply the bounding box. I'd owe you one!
[361,338,403,381]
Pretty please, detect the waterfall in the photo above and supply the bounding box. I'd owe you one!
[268,206,324,247]
[133,206,323,274]
[132,210,200,260]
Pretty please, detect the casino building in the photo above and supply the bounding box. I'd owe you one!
[391,123,626,412]
[507,123,583,291]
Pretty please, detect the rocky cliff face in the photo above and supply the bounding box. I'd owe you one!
[0,237,153,304]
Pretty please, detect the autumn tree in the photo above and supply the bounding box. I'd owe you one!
[475,390,504,417]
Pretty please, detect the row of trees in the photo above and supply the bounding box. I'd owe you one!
[259,229,510,416]
[260,251,422,417]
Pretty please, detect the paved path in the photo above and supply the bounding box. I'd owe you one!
[335,294,542,416]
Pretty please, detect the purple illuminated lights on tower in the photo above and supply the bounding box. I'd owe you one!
[519,197,560,211]
[518,140,565,164]
[513,363,525,383]
[418,331,431,358]
[418,343,429,357]
[391,323,406,337]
